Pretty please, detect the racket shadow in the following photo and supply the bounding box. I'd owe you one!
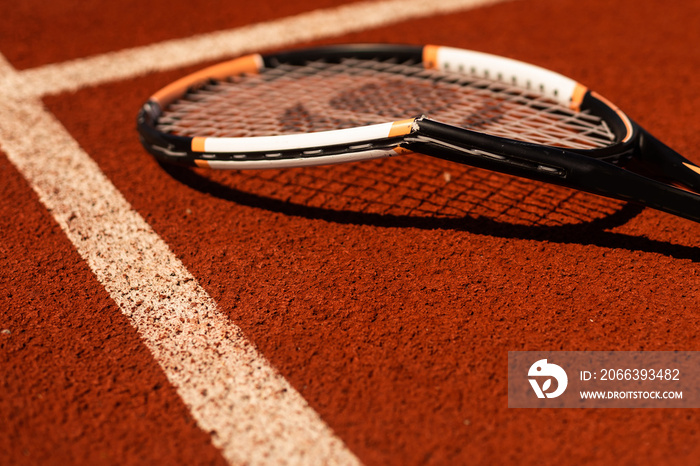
[159,155,700,261]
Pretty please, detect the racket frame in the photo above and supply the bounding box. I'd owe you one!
[137,44,700,222]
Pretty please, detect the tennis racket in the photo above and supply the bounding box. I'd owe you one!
[137,44,700,223]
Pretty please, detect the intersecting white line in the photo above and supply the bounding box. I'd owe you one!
[0,0,513,464]
[1,0,514,100]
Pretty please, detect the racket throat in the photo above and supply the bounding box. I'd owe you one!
[407,118,568,180]
[635,127,700,193]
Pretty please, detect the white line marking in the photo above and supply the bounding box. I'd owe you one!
[0,0,514,464]
[0,93,360,466]
[1,0,513,99]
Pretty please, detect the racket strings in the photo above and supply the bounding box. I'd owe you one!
[157,56,616,150]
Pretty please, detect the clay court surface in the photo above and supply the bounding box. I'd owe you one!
[1,0,699,464]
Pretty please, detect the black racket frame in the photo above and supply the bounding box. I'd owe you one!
[138,44,700,223]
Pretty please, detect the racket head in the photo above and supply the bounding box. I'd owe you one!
[136,44,637,170]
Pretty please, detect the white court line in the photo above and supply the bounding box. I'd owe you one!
[1,0,513,99]
[0,89,358,466]
[0,0,512,464]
